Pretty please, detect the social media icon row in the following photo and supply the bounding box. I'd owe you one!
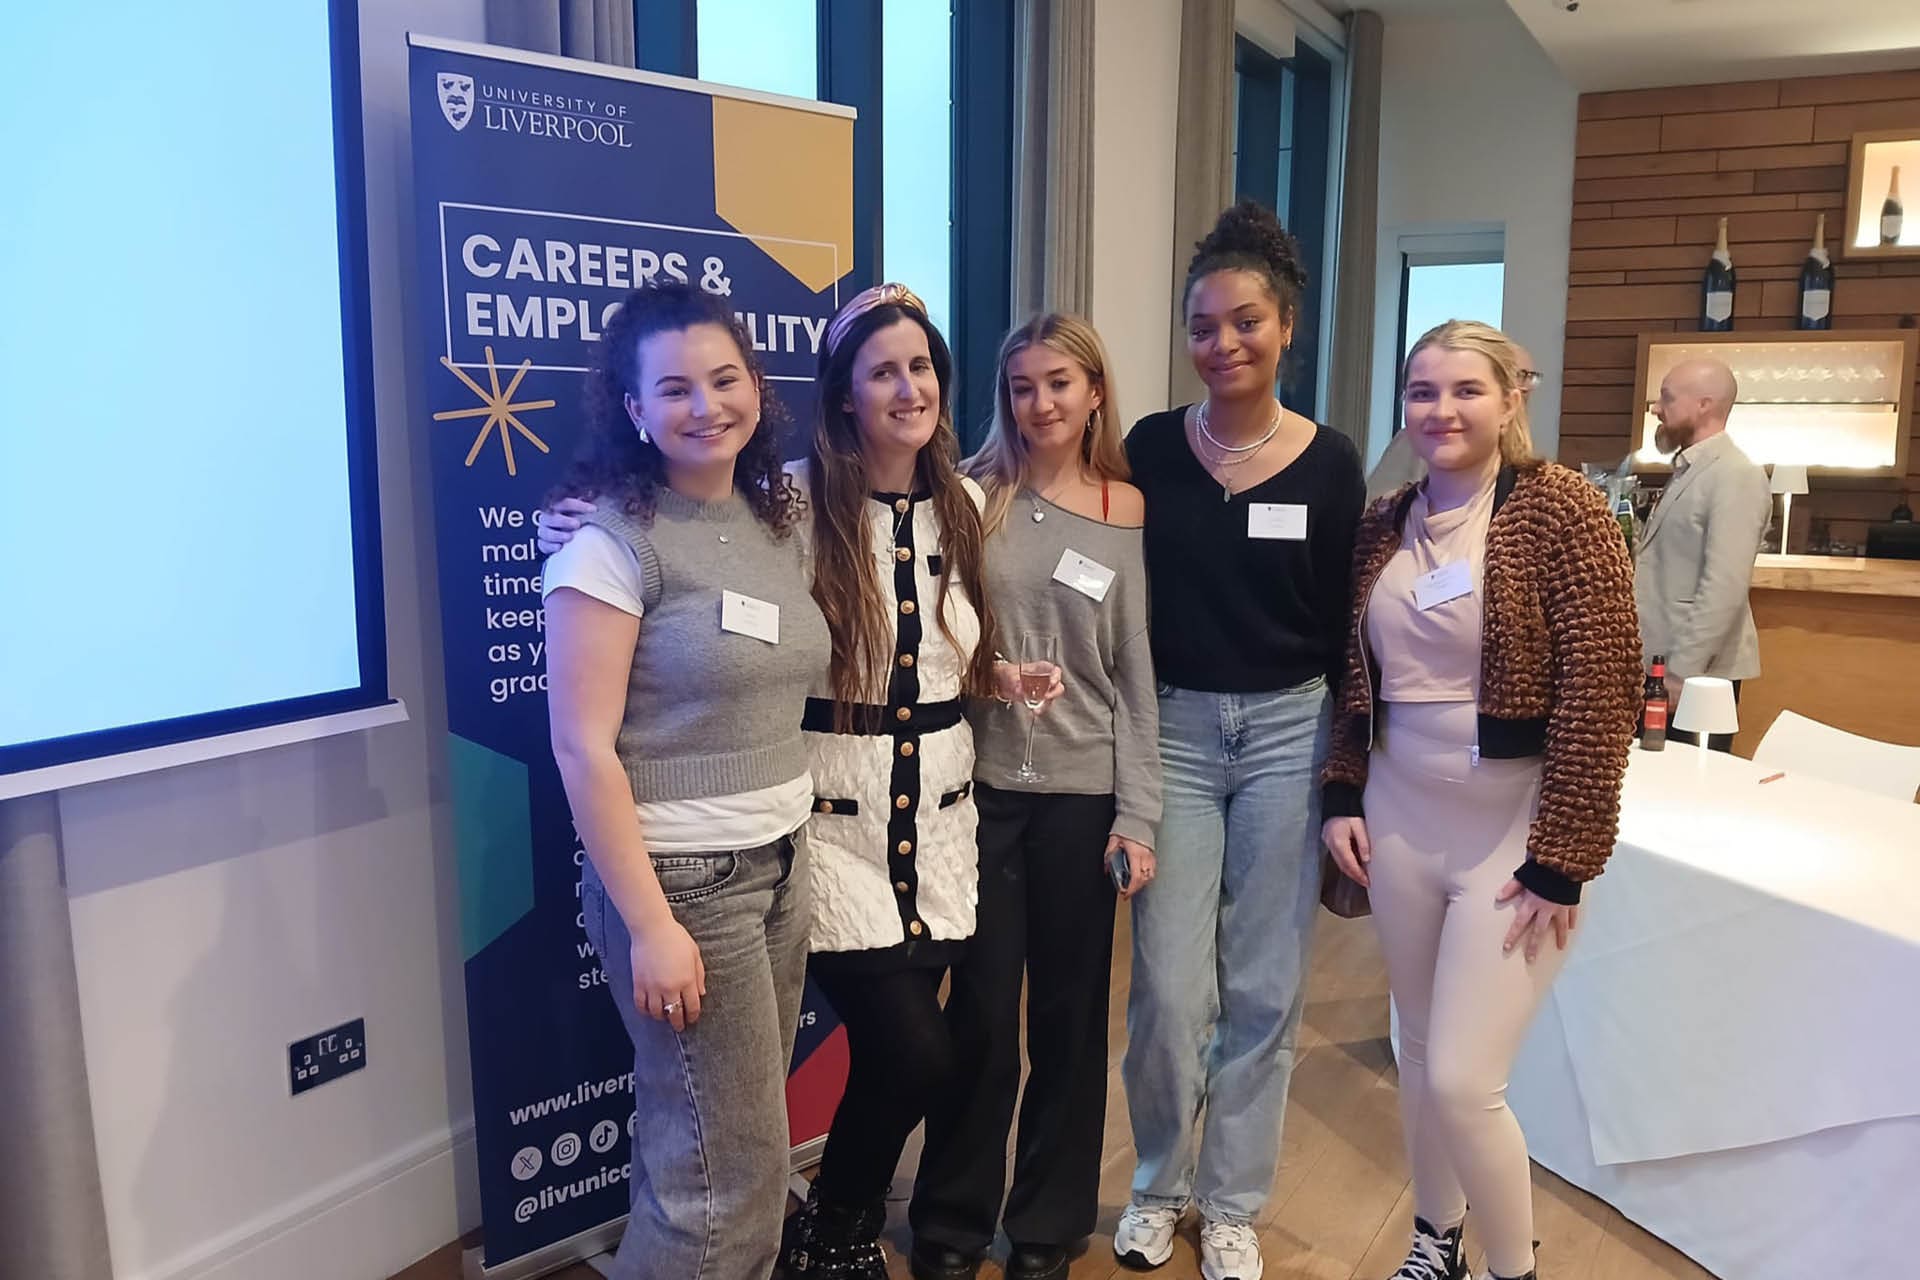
[510,1117,631,1181]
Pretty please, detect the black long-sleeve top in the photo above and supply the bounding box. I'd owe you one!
[1126,408,1366,693]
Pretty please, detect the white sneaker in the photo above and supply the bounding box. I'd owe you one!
[1113,1202,1179,1269]
[1199,1217,1264,1280]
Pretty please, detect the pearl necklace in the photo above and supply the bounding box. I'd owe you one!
[1195,399,1281,501]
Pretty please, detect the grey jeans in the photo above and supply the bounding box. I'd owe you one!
[583,834,810,1280]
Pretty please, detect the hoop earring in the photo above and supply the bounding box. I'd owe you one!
[637,425,651,446]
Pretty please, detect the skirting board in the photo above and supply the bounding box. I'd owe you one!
[125,1121,476,1280]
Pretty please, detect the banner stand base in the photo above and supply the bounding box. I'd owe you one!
[460,1220,624,1280]
[458,1141,824,1280]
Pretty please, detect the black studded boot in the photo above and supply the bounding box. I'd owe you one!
[779,1184,888,1280]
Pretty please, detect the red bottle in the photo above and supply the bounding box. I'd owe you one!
[1642,655,1669,751]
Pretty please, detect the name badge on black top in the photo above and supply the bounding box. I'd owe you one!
[1247,502,1308,540]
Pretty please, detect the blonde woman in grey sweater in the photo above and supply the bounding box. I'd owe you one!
[907,313,1162,1280]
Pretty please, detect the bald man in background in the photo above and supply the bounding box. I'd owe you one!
[1633,357,1772,750]
[1366,341,1540,499]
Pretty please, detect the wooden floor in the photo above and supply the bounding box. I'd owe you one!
[395,911,1716,1280]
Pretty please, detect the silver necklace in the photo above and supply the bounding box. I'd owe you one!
[885,497,912,553]
[1195,400,1281,501]
[1028,472,1084,523]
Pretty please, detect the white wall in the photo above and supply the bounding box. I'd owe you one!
[1366,0,1577,465]
[1089,0,1183,425]
[60,4,485,1278]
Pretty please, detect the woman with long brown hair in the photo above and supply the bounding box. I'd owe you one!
[907,314,1159,1280]
[777,283,999,1277]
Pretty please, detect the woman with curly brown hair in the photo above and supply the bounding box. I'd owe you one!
[1112,201,1366,1280]
[1320,321,1640,1280]
[543,280,829,1280]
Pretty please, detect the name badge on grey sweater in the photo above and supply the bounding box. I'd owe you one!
[1053,549,1116,602]
[721,590,780,643]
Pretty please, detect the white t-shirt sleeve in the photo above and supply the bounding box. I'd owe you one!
[540,524,647,617]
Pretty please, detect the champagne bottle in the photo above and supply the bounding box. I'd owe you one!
[1797,213,1833,330]
[1883,165,1905,246]
[1700,217,1735,331]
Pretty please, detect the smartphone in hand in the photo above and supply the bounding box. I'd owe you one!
[1106,845,1131,893]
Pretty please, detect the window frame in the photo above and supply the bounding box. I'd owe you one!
[1232,29,1339,421]
[1391,229,1507,429]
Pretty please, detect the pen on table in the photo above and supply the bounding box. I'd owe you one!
[1758,771,1786,785]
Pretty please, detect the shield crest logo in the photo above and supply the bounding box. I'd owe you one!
[437,73,475,131]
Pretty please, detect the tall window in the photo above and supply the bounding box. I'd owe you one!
[1234,33,1336,419]
[1395,235,1506,363]
[1392,231,1506,427]
[880,0,953,339]
[695,0,817,100]
[637,0,1010,442]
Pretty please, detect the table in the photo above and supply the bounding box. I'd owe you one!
[1507,746,1920,1278]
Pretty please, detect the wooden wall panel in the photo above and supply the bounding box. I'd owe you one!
[1559,68,1920,548]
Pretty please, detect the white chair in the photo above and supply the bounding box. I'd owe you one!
[1753,710,1920,804]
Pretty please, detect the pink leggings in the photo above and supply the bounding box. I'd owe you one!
[1363,701,1570,1279]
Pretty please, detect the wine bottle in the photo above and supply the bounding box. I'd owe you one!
[1641,655,1669,752]
[1797,213,1833,330]
[1700,217,1735,331]
[1883,165,1905,246]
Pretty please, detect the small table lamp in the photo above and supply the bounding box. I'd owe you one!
[1674,676,1740,770]
[1770,464,1809,554]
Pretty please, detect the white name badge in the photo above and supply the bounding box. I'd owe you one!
[1052,548,1116,602]
[720,590,780,644]
[1413,560,1473,611]
[1247,502,1308,541]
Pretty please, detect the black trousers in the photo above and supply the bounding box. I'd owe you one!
[810,960,955,1208]
[910,783,1119,1253]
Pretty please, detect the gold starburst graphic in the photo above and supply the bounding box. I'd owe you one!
[434,346,556,476]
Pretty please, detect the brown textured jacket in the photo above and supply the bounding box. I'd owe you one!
[1320,461,1641,904]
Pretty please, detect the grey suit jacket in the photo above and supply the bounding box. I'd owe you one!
[1632,431,1772,680]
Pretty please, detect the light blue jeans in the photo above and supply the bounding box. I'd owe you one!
[583,835,809,1280]
[1122,679,1330,1224]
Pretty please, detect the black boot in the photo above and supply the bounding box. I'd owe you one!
[1388,1216,1467,1280]
[779,1185,888,1280]
[1006,1241,1070,1279]
[908,1236,981,1280]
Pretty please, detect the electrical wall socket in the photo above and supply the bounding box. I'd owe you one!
[289,1018,366,1096]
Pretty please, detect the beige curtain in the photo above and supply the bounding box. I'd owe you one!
[1166,0,1237,409]
[1325,9,1384,446]
[0,792,113,1280]
[1010,0,1098,319]
[485,0,636,66]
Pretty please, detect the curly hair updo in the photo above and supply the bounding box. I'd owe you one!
[1182,199,1311,326]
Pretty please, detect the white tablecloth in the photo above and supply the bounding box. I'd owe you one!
[1509,748,1920,1277]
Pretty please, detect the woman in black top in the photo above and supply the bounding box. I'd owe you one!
[1110,201,1365,1280]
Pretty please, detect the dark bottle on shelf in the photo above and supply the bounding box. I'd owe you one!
[1797,213,1833,330]
[1641,655,1669,752]
[1700,217,1735,331]
[1883,165,1905,246]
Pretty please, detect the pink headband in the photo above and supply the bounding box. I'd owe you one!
[824,282,927,357]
